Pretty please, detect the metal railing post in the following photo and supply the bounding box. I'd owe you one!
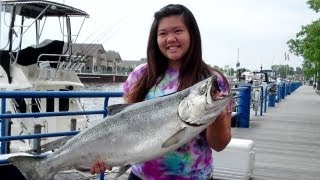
[1,98,6,154]
[70,118,77,131]
[260,86,263,116]
[264,86,267,113]
[277,84,281,103]
[281,83,285,99]
[104,97,110,118]
[32,124,42,154]
[5,111,12,153]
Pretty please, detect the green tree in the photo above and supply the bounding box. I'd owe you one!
[222,65,235,77]
[271,64,295,78]
[287,0,320,87]
[307,0,320,12]
[239,67,250,74]
[295,67,303,75]
[302,60,316,79]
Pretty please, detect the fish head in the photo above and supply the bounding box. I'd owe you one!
[178,75,232,126]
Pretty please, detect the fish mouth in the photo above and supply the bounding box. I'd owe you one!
[178,75,231,126]
[183,93,232,127]
[206,75,221,104]
[203,76,232,122]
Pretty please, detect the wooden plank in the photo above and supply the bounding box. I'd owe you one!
[232,85,320,179]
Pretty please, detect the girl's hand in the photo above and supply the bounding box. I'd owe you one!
[90,160,112,174]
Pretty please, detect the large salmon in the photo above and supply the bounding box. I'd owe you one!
[8,75,232,179]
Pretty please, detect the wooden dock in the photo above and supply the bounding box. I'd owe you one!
[232,85,320,179]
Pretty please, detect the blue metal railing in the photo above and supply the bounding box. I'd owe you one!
[231,81,302,128]
[0,82,303,176]
[0,91,123,154]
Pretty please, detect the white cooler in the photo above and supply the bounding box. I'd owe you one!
[212,138,255,180]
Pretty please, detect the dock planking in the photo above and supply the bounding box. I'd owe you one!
[232,85,320,179]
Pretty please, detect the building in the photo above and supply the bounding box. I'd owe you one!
[121,59,146,74]
[66,43,144,74]
[66,43,120,73]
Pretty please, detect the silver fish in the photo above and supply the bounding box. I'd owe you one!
[8,75,232,180]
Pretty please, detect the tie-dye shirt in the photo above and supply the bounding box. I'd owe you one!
[122,63,229,180]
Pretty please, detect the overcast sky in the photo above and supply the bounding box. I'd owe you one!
[1,0,318,71]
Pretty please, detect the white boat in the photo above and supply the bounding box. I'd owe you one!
[0,0,90,152]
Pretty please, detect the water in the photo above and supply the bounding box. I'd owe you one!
[79,82,125,123]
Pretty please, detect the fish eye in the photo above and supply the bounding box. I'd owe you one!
[200,84,207,95]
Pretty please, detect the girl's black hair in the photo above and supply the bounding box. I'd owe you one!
[125,4,213,103]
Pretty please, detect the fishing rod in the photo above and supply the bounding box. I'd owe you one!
[72,17,129,65]
[66,23,113,65]
[70,25,112,63]
[58,16,129,72]
[49,15,89,72]
[70,23,115,63]
[72,15,129,62]
[59,32,112,71]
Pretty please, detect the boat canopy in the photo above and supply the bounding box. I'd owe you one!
[1,0,89,19]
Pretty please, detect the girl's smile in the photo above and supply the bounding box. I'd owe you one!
[157,15,190,68]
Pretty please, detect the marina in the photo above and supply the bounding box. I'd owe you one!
[57,82,320,180]
[0,0,320,179]
[1,79,320,179]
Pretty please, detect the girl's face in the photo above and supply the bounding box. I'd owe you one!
[157,15,190,68]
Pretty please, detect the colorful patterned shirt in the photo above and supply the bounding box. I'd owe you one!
[122,63,230,180]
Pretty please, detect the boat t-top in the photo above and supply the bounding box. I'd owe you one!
[0,0,91,152]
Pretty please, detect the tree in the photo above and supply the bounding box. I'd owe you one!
[222,65,235,77]
[287,0,320,87]
[302,60,316,80]
[307,0,320,12]
[295,67,303,75]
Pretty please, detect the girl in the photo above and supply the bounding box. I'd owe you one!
[91,4,231,180]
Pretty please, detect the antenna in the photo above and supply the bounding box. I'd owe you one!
[236,48,240,83]
[236,48,240,68]
[272,56,275,66]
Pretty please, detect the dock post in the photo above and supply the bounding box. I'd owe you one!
[276,84,280,103]
[5,111,12,154]
[33,124,42,154]
[264,86,267,113]
[70,118,77,131]
[259,86,263,116]
[268,93,276,107]
[280,83,285,99]
[238,85,251,128]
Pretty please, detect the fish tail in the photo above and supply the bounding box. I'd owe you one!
[8,155,54,180]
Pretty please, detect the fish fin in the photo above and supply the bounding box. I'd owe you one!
[162,127,187,148]
[8,155,53,180]
[107,104,130,116]
[115,164,132,178]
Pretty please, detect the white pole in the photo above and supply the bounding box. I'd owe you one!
[115,62,117,74]
[0,0,2,49]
